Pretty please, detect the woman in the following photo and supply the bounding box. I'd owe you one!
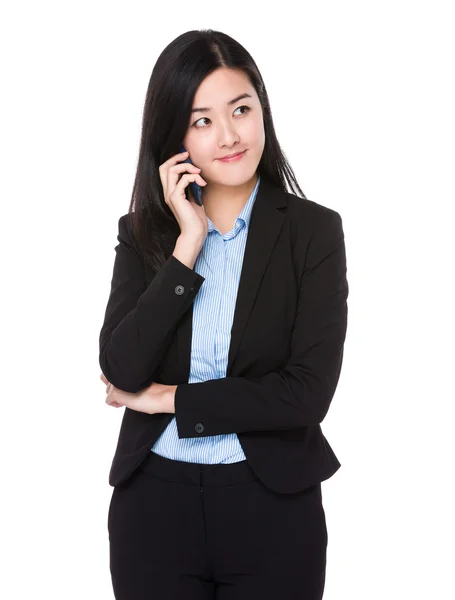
[99,28,348,600]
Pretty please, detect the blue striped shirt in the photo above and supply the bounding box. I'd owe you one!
[151,174,262,463]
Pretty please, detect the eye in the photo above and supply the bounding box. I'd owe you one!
[233,105,251,116]
[192,105,251,128]
[193,117,210,129]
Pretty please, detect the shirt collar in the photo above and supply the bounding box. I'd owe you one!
[207,174,261,234]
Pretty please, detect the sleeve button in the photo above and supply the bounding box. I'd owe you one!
[195,423,204,433]
[175,285,185,295]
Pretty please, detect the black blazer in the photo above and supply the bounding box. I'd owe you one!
[99,176,349,494]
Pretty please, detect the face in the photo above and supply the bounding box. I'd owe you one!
[182,68,265,188]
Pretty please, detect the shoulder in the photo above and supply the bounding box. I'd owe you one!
[285,191,342,225]
[283,191,344,242]
[117,212,135,247]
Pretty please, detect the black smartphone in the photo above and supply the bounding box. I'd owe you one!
[179,145,203,206]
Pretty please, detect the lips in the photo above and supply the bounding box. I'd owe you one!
[220,151,244,159]
[217,150,246,162]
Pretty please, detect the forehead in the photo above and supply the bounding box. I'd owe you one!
[193,68,256,104]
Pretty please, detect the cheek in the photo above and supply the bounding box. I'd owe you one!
[243,114,265,146]
[194,147,214,170]
[254,115,265,140]
[181,135,210,167]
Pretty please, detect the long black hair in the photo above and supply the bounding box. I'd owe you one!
[126,29,307,272]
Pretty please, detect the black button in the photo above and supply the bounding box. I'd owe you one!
[174,285,185,295]
[195,423,204,433]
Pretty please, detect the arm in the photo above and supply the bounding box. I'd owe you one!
[174,209,348,437]
[99,214,205,393]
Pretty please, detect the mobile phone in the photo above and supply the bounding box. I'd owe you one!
[179,145,203,206]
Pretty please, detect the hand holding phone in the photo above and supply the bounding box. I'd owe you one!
[157,148,208,244]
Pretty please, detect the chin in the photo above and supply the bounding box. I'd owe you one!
[212,175,253,188]
[211,167,258,186]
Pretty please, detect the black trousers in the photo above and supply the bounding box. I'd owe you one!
[108,451,328,599]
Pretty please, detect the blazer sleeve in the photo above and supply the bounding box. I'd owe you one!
[174,209,348,437]
[98,214,205,392]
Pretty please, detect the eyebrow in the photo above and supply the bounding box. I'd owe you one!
[191,93,253,114]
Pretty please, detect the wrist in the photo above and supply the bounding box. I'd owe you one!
[165,385,177,414]
[173,236,203,269]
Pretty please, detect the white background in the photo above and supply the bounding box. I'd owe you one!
[1,1,454,598]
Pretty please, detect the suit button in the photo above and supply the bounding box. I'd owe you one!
[195,423,204,434]
[175,285,185,295]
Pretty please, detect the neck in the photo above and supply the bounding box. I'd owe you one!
[202,173,258,224]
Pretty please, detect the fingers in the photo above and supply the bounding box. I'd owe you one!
[101,373,119,407]
[167,162,201,174]
[159,149,188,170]
[158,151,206,203]
[105,385,123,408]
[100,372,113,394]
[167,173,207,205]
[105,397,122,407]
[166,163,202,198]
[158,151,191,197]
[157,150,208,240]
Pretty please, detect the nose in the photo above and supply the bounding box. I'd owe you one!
[217,119,240,148]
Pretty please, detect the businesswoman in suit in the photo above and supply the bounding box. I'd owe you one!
[99,28,348,600]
